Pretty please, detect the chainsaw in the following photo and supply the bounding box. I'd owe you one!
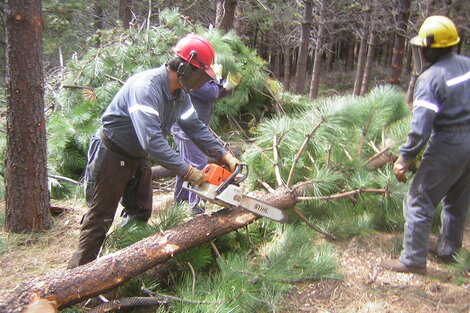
[183,163,288,223]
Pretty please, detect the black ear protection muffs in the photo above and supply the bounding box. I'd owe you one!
[177,50,198,79]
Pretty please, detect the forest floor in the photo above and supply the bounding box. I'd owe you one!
[0,192,469,313]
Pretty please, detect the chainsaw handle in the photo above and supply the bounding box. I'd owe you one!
[216,163,248,194]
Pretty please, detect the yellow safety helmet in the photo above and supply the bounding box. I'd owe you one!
[410,15,460,48]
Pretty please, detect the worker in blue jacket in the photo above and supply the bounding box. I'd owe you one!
[171,80,224,215]
[171,71,240,215]
[381,16,470,274]
[68,34,240,268]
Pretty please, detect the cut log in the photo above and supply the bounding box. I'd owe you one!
[0,186,297,313]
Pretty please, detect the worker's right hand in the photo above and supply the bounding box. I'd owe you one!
[223,72,242,91]
[393,155,412,183]
[220,152,240,172]
[183,165,206,186]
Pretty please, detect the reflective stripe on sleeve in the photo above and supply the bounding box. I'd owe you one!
[414,100,439,113]
[129,104,160,116]
[180,106,195,120]
[446,71,470,87]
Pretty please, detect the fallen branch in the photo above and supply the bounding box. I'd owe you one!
[287,118,325,187]
[290,207,336,241]
[48,174,80,185]
[296,188,389,201]
[272,134,284,187]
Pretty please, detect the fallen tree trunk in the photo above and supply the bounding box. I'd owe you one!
[151,165,175,181]
[0,186,296,313]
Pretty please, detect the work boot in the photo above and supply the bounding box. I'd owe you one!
[190,206,205,216]
[427,237,457,264]
[380,259,426,274]
[428,237,438,255]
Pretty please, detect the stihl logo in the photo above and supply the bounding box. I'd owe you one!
[254,204,269,214]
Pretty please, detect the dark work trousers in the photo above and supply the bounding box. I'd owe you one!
[172,133,208,210]
[68,135,152,268]
[400,127,470,268]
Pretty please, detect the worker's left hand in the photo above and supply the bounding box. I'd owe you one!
[393,155,412,183]
[220,152,240,172]
[213,64,223,81]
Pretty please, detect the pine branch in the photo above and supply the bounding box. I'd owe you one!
[187,262,196,298]
[62,85,93,90]
[256,179,276,193]
[286,118,325,187]
[48,174,80,185]
[358,113,373,158]
[104,73,125,85]
[142,288,221,305]
[290,207,336,240]
[364,146,391,165]
[296,188,390,201]
[272,134,284,187]
[238,270,325,284]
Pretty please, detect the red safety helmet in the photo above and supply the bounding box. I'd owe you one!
[173,34,215,79]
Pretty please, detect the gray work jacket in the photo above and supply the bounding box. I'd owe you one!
[100,65,226,176]
[399,53,470,159]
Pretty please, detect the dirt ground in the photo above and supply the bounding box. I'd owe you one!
[0,193,469,313]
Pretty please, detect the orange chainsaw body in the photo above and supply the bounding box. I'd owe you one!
[202,163,232,186]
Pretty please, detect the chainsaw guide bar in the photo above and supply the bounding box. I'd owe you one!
[183,163,288,223]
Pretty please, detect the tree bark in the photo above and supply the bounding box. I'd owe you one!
[353,6,370,96]
[214,0,238,32]
[119,0,133,29]
[309,0,327,99]
[294,0,312,94]
[283,46,292,91]
[388,0,411,85]
[5,0,51,233]
[360,29,377,95]
[0,186,298,313]
[345,38,355,71]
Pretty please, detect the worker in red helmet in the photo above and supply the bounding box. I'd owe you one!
[68,34,239,268]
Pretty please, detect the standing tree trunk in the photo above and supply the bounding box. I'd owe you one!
[360,2,379,96]
[5,0,51,233]
[273,48,281,79]
[326,40,334,72]
[345,38,355,71]
[360,30,377,95]
[283,46,292,91]
[388,0,411,85]
[353,6,371,96]
[294,0,313,94]
[309,0,327,99]
[214,0,238,32]
[119,0,133,29]
[93,0,104,47]
[93,0,104,31]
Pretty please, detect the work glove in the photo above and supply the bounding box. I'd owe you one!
[213,63,223,81]
[223,72,242,91]
[220,152,240,172]
[393,155,412,183]
[183,164,206,186]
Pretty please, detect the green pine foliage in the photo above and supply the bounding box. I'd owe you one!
[243,85,411,237]
[152,225,338,313]
[451,249,470,285]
